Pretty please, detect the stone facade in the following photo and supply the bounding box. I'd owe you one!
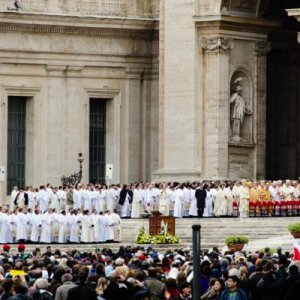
[1,0,300,202]
[0,1,159,202]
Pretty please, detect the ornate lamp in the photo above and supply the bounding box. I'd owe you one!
[78,152,84,182]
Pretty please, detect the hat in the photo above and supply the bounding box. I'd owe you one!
[18,244,25,252]
[3,244,10,252]
[115,258,124,266]
[138,254,146,261]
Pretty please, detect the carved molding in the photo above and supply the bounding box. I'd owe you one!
[254,40,271,56]
[0,23,157,40]
[202,37,234,52]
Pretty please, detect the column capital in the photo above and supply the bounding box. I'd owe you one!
[201,37,234,53]
[254,40,271,56]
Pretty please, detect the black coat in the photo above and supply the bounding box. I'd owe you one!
[66,284,97,300]
[118,189,133,205]
[195,189,206,209]
[14,192,29,206]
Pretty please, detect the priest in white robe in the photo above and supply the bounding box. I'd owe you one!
[40,209,53,243]
[80,211,93,243]
[58,211,69,243]
[29,210,42,242]
[15,209,29,241]
[131,184,142,218]
[110,209,122,242]
[173,186,184,218]
[37,186,48,213]
[0,210,13,243]
[68,210,80,243]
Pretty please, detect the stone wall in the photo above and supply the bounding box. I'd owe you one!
[1,0,159,18]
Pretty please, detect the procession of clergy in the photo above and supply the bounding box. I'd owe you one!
[2,179,300,244]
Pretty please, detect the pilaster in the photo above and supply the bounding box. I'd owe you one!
[46,65,66,184]
[201,37,233,179]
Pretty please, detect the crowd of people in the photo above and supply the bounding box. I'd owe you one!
[0,244,298,300]
[7,179,300,220]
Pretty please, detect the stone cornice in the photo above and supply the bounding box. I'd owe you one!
[195,15,280,35]
[0,12,158,39]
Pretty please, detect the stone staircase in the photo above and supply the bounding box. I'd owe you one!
[121,217,300,252]
[6,217,300,254]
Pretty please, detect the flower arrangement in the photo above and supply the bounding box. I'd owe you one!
[225,236,249,247]
[136,225,179,244]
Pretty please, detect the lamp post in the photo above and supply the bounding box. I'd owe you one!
[192,224,201,299]
[78,152,84,182]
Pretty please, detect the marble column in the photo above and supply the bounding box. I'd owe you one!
[202,37,233,179]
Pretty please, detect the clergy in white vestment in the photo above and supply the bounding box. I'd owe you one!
[58,211,69,243]
[93,187,101,213]
[145,185,159,211]
[27,187,37,211]
[80,210,93,243]
[104,210,114,241]
[0,210,13,243]
[29,209,42,242]
[131,184,142,218]
[188,185,198,217]
[40,209,54,243]
[225,186,234,216]
[214,185,227,216]
[57,186,67,211]
[68,210,80,243]
[107,185,118,213]
[73,185,83,210]
[100,187,108,212]
[118,185,132,218]
[91,210,101,242]
[83,187,92,212]
[111,209,122,242]
[99,212,108,242]
[50,187,60,212]
[15,209,29,241]
[173,186,184,218]
[182,185,191,217]
[269,181,280,201]
[159,184,170,216]
[10,186,19,212]
[14,188,28,209]
[37,186,48,213]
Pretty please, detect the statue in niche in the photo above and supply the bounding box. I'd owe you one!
[230,77,252,142]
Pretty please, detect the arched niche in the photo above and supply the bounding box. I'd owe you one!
[229,69,253,144]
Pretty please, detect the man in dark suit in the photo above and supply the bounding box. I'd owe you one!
[195,183,206,218]
[67,271,97,300]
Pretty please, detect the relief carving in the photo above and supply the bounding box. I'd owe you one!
[202,37,234,52]
[255,40,271,56]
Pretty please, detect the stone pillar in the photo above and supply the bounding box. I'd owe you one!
[123,68,142,183]
[254,40,271,179]
[46,65,66,184]
[202,37,233,179]
[65,67,85,182]
[154,0,201,181]
[0,97,6,204]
